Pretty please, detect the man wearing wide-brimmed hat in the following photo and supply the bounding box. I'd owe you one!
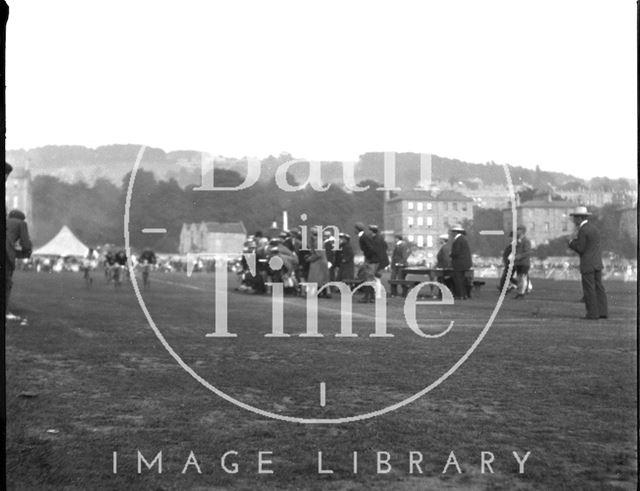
[568,206,608,320]
[449,224,472,299]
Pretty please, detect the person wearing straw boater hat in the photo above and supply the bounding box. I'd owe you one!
[568,206,608,320]
[449,224,472,299]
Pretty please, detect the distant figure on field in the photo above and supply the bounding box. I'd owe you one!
[369,225,389,277]
[449,224,472,300]
[139,248,157,288]
[355,222,379,303]
[337,233,354,281]
[513,226,533,299]
[389,234,411,297]
[499,231,517,292]
[435,233,454,294]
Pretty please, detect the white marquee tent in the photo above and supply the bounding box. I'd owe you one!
[33,225,89,257]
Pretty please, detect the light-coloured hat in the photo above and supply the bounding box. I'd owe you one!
[569,205,592,217]
[449,223,465,232]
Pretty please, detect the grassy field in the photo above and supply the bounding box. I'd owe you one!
[5,270,637,490]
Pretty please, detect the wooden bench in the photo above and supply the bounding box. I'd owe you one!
[389,279,440,298]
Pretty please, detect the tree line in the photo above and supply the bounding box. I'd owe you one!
[31,172,636,259]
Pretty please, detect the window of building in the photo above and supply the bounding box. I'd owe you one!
[443,202,448,211]
[462,202,468,211]
[417,202,423,212]
[426,202,432,211]
[408,216,414,227]
[427,235,433,247]
[427,216,433,227]
[408,201,414,210]
[452,202,458,211]
[544,222,550,233]
[408,234,415,243]
[417,216,424,226]
[417,235,424,247]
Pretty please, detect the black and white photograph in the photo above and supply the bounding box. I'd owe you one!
[3,1,637,489]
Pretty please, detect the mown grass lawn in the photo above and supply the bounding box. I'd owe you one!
[5,271,637,490]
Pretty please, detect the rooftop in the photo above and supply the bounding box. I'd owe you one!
[516,200,577,209]
[386,189,473,202]
[201,221,246,234]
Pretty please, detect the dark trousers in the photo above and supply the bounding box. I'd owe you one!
[499,263,517,289]
[389,264,406,296]
[452,270,468,299]
[581,270,608,318]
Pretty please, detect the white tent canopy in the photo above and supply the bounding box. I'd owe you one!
[33,225,89,257]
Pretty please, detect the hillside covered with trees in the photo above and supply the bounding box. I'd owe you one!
[30,167,636,259]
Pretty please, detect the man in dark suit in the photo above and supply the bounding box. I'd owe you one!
[369,225,389,277]
[449,224,472,300]
[6,209,32,318]
[389,234,411,296]
[435,233,454,296]
[568,206,608,320]
[337,233,354,281]
[355,222,379,302]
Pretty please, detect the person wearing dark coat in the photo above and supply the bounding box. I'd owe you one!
[499,231,517,291]
[449,224,472,300]
[323,232,338,283]
[6,209,32,318]
[435,233,454,296]
[337,233,355,281]
[355,222,379,302]
[513,225,533,299]
[369,225,389,277]
[568,206,608,320]
[389,234,411,296]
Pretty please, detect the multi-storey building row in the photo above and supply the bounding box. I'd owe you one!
[383,189,474,260]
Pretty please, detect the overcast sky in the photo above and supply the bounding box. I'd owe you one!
[6,0,637,179]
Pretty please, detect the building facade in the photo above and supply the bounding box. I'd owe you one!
[502,198,576,248]
[556,188,638,208]
[179,221,247,255]
[383,189,474,260]
[618,207,638,243]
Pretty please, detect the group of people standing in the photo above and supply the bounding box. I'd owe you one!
[238,228,359,297]
[238,223,397,300]
[431,224,474,300]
